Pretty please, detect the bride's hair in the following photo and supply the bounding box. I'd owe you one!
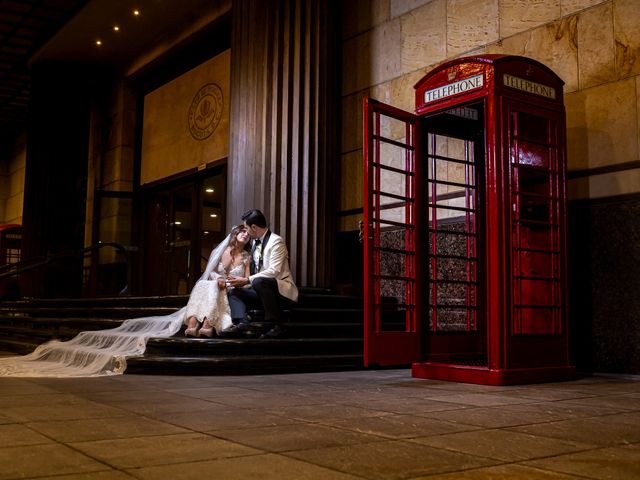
[229,224,251,252]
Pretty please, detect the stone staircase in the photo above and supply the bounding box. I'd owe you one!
[0,290,365,374]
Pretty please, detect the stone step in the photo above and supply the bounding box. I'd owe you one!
[125,353,364,375]
[144,337,362,356]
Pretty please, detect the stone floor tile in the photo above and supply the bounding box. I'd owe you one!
[263,403,395,422]
[285,439,498,479]
[0,443,109,480]
[410,463,585,479]
[418,401,619,428]
[507,415,640,446]
[32,471,137,480]
[524,443,640,479]
[26,415,190,443]
[69,432,260,469]
[33,377,152,394]
[170,407,303,431]
[497,387,600,402]
[322,413,481,439]
[163,385,264,397]
[0,423,53,447]
[422,392,537,407]
[0,392,95,408]
[128,452,364,480]
[409,428,596,462]
[339,396,474,415]
[211,422,383,452]
[2,402,129,422]
[205,392,326,409]
[555,394,640,411]
[0,379,62,395]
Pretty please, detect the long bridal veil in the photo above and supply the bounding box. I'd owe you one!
[0,233,232,377]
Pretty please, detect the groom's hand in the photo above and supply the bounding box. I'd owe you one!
[227,275,250,288]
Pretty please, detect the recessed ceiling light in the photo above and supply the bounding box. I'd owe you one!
[205,188,214,193]
[113,25,120,32]
[210,214,218,218]
[96,39,102,46]
[133,9,140,16]
[175,221,182,225]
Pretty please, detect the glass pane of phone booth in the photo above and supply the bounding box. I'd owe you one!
[510,110,562,335]
[424,103,485,363]
[372,113,417,333]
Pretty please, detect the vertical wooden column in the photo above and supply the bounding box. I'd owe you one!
[21,62,91,297]
[228,0,340,287]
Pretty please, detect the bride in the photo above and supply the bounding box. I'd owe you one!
[0,224,250,377]
[184,224,250,337]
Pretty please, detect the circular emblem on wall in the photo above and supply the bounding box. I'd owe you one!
[188,83,223,140]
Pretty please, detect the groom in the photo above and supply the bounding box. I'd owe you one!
[225,209,299,338]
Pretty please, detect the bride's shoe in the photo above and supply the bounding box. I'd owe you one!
[185,317,200,337]
[198,319,214,338]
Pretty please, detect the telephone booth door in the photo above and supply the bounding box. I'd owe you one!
[363,98,422,366]
[364,55,574,384]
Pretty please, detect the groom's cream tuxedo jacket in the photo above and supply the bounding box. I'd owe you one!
[248,232,299,302]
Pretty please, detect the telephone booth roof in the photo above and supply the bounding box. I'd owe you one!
[414,54,565,114]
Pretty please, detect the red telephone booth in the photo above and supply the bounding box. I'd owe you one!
[364,55,574,385]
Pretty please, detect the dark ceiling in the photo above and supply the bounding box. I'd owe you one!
[0,0,90,143]
[0,0,230,147]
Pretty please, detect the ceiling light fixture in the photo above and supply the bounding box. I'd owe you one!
[113,25,120,31]
[205,188,214,193]
[210,214,218,218]
[95,39,102,46]
[133,9,140,16]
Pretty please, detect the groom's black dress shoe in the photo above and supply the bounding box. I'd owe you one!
[260,325,285,339]
[220,322,250,337]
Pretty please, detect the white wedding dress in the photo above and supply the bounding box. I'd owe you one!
[184,252,249,333]
[0,234,239,378]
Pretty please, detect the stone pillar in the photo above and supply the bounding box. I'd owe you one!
[21,62,92,297]
[228,0,340,287]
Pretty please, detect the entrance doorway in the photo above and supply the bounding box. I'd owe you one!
[422,101,486,366]
[143,167,226,296]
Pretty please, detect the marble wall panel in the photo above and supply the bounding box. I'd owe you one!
[342,34,364,95]
[391,0,434,18]
[577,2,615,89]
[447,0,499,57]
[343,20,403,95]
[637,75,640,158]
[583,78,638,168]
[342,90,368,153]
[613,0,640,78]
[342,0,390,39]
[500,0,561,39]
[561,0,607,17]
[569,170,640,200]
[400,0,447,75]
[341,150,364,211]
[5,194,22,224]
[388,67,432,112]
[371,18,403,86]
[8,166,24,197]
[340,213,363,232]
[564,90,589,170]
[487,16,579,92]
[102,147,134,190]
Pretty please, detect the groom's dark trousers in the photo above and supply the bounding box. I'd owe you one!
[228,277,283,326]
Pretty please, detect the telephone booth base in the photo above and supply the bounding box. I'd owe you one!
[412,362,575,386]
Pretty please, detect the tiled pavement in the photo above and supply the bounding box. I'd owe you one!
[1,362,639,479]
